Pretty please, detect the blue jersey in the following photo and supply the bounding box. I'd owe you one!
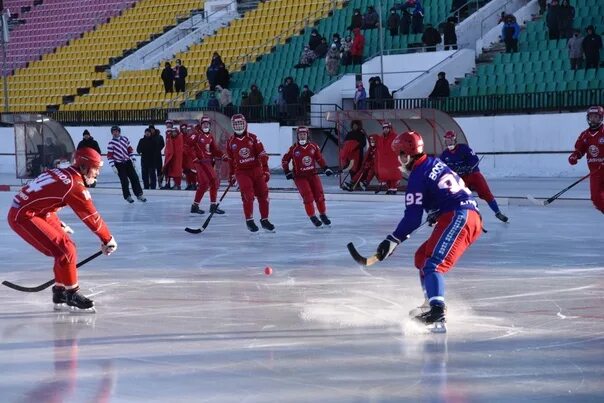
[392,155,478,241]
[439,144,480,176]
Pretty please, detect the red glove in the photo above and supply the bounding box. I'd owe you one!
[568,152,579,165]
[263,171,270,182]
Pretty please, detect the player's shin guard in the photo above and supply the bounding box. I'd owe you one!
[487,200,500,214]
[423,268,445,308]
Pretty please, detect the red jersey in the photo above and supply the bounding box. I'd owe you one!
[11,167,112,243]
[190,131,224,162]
[226,132,268,173]
[281,142,327,177]
[573,126,604,171]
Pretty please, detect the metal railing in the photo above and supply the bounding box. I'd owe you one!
[163,0,345,108]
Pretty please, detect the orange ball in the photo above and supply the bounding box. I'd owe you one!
[264,266,273,275]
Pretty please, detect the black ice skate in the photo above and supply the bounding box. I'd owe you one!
[210,204,225,215]
[408,299,430,318]
[260,218,276,233]
[341,182,353,192]
[495,212,509,223]
[414,304,446,333]
[65,288,95,313]
[190,204,205,215]
[358,181,367,191]
[126,196,134,203]
[137,195,147,203]
[385,189,397,195]
[246,219,259,233]
[52,285,68,311]
[310,215,323,227]
[319,214,331,226]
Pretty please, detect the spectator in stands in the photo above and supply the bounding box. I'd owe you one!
[151,124,164,187]
[422,24,441,52]
[137,128,157,190]
[77,130,101,155]
[363,6,379,29]
[161,62,174,94]
[207,91,220,110]
[314,37,329,59]
[354,81,367,110]
[407,0,425,34]
[559,0,574,39]
[443,17,457,50]
[399,8,411,35]
[216,85,232,109]
[428,72,450,98]
[538,0,546,16]
[248,84,264,106]
[283,77,300,119]
[173,59,188,93]
[295,45,316,68]
[216,63,230,89]
[351,28,365,65]
[546,0,562,40]
[582,25,602,70]
[309,29,322,51]
[388,8,400,37]
[341,35,353,65]
[370,76,392,109]
[332,33,342,50]
[501,14,520,53]
[326,44,341,76]
[349,8,363,31]
[299,85,314,114]
[206,54,222,91]
[568,29,584,70]
[274,85,287,122]
[241,91,251,119]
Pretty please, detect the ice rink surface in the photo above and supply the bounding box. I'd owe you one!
[0,185,603,402]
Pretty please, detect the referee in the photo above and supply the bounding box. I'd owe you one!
[107,126,146,203]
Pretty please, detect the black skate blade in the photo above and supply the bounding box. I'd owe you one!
[185,227,203,234]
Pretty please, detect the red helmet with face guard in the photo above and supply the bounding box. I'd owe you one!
[296,126,309,145]
[231,114,247,135]
[444,130,457,150]
[200,116,212,133]
[586,106,604,129]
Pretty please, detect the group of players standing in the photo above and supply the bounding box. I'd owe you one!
[5,107,603,325]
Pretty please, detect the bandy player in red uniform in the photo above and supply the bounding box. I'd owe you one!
[189,116,226,215]
[227,114,275,233]
[7,148,117,312]
[569,106,604,213]
[281,126,334,227]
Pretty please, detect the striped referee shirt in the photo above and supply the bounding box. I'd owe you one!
[107,135,134,167]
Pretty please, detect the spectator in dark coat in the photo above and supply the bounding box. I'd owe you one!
[567,29,584,70]
[582,25,603,70]
[559,0,574,39]
[408,0,425,34]
[314,38,328,59]
[443,17,457,50]
[150,124,165,186]
[161,62,174,94]
[546,0,562,40]
[173,59,188,93]
[349,9,363,31]
[351,28,365,65]
[207,91,220,110]
[332,33,342,50]
[283,77,300,120]
[206,54,222,91]
[422,24,441,52]
[248,84,264,106]
[371,77,392,109]
[501,15,520,53]
[399,8,411,35]
[137,128,158,190]
[299,85,314,113]
[309,29,322,51]
[387,8,400,37]
[363,6,379,29]
[77,130,101,155]
[428,72,450,98]
[216,64,230,89]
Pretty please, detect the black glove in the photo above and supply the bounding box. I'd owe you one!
[285,172,294,180]
[426,210,439,226]
[324,168,333,176]
[376,235,400,261]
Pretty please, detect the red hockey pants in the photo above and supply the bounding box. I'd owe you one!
[294,174,326,216]
[235,166,269,220]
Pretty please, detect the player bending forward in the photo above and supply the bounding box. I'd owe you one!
[227,114,275,233]
[440,130,508,223]
[7,148,117,313]
[281,126,334,227]
[189,116,226,215]
[375,131,482,332]
[569,106,604,213]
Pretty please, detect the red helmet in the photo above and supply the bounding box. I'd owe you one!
[165,119,174,127]
[231,113,247,135]
[296,126,309,145]
[392,131,424,156]
[74,147,103,169]
[587,105,604,129]
[444,130,457,149]
[382,121,392,129]
[200,116,212,133]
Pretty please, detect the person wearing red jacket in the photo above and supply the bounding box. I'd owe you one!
[226,114,275,233]
[7,148,117,312]
[569,106,604,213]
[182,124,198,190]
[189,116,226,215]
[162,127,184,190]
[282,126,334,227]
[351,27,365,65]
[340,120,367,191]
[355,135,377,190]
[377,122,403,194]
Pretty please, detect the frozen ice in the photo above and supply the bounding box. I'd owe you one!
[0,178,602,402]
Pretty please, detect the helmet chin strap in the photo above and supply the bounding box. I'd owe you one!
[298,140,307,145]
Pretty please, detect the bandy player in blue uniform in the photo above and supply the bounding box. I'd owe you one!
[375,131,483,332]
[440,130,508,223]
